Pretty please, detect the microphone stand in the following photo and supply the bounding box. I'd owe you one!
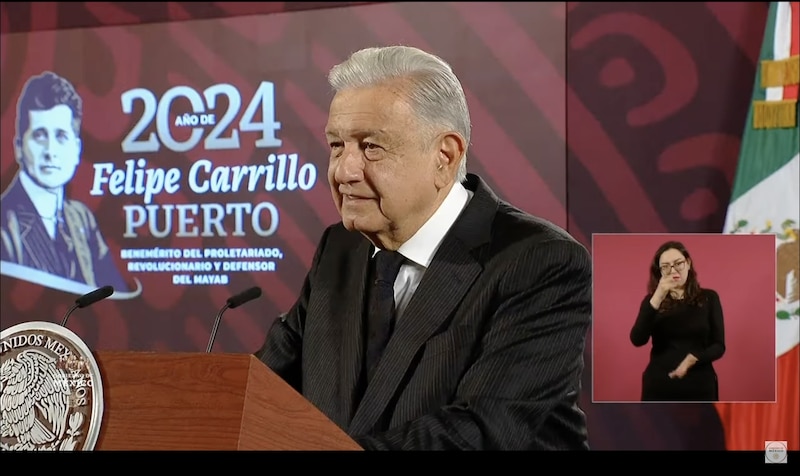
[61,302,80,327]
[206,302,230,353]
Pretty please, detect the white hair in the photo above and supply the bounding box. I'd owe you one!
[327,46,471,183]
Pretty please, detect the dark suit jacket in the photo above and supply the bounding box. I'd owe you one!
[255,173,592,450]
[0,174,129,292]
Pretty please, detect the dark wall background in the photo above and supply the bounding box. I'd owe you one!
[0,1,770,450]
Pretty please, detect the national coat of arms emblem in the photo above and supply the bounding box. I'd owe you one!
[1,322,104,451]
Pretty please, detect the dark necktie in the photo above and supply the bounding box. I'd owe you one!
[364,250,406,384]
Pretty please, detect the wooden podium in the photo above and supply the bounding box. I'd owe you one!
[93,351,362,450]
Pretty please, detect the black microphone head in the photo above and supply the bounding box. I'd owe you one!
[75,285,115,308]
[227,286,262,309]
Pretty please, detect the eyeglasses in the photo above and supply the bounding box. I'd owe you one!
[660,260,686,275]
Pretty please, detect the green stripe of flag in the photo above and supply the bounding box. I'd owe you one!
[729,2,800,203]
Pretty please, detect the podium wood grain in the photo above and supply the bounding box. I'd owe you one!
[93,351,362,451]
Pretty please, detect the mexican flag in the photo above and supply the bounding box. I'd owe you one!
[714,1,799,453]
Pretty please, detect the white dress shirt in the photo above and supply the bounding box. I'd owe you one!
[372,182,473,320]
[18,171,63,240]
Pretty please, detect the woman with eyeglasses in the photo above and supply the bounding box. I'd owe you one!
[629,240,726,402]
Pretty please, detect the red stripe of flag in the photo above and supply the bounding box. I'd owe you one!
[782,1,799,100]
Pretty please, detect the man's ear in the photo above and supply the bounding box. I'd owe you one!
[13,137,22,165]
[434,132,466,188]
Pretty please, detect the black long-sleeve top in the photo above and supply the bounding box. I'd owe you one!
[630,288,726,366]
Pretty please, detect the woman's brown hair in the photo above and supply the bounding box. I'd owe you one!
[647,240,704,311]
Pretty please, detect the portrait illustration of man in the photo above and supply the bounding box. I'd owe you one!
[0,71,130,294]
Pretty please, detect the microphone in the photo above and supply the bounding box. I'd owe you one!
[61,285,115,327]
[206,286,262,353]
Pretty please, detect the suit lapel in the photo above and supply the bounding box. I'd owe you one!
[12,208,36,265]
[349,175,497,435]
[62,202,96,287]
[349,236,482,434]
[9,181,55,272]
[17,208,60,274]
[2,176,74,277]
[14,209,35,243]
[339,238,372,427]
[5,178,36,245]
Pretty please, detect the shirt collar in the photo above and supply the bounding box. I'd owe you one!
[18,171,62,219]
[373,182,472,268]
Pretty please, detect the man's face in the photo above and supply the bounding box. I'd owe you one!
[325,83,450,248]
[15,104,81,191]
